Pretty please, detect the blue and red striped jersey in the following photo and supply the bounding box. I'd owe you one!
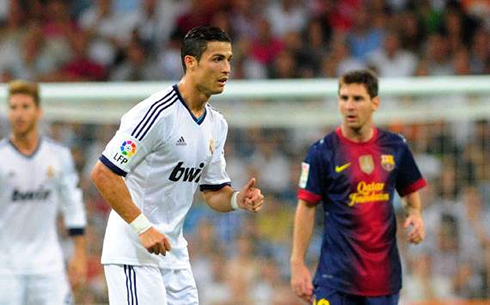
[298,127,426,296]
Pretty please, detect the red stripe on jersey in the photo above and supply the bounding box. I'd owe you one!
[399,178,427,197]
[298,189,322,204]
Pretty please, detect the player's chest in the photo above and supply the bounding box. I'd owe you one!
[329,145,398,184]
[162,121,217,165]
[1,154,62,188]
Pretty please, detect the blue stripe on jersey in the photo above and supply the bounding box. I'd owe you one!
[137,99,177,141]
[99,155,127,177]
[131,90,177,140]
[199,182,231,192]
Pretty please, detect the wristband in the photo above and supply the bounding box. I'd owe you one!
[231,191,240,210]
[130,213,152,235]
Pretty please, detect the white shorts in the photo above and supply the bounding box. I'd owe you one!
[0,271,72,305]
[104,264,199,305]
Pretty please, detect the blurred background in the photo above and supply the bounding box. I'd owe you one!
[1,0,490,304]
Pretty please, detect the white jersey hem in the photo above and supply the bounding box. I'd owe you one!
[101,258,191,270]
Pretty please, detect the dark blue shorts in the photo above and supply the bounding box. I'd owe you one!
[312,286,400,305]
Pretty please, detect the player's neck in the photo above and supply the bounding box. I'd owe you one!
[340,124,374,143]
[10,129,40,155]
[177,80,208,118]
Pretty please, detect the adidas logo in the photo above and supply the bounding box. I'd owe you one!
[176,136,187,146]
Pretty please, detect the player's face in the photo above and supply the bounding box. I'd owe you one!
[338,83,379,131]
[8,93,41,137]
[193,41,232,95]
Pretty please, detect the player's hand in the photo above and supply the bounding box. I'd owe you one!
[237,178,264,213]
[139,227,172,255]
[68,252,87,289]
[291,261,314,303]
[404,211,426,245]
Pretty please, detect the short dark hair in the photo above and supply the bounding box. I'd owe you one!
[339,69,379,98]
[181,26,231,72]
[8,79,40,107]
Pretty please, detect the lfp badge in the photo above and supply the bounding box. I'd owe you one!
[120,140,137,157]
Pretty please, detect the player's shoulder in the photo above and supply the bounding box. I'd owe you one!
[308,130,337,153]
[125,85,179,119]
[42,137,71,154]
[0,138,9,151]
[120,85,180,137]
[376,128,409,146]
[206,103,227,125]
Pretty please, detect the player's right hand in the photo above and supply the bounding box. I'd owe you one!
[139,227,172,256]
[291,261,314,303]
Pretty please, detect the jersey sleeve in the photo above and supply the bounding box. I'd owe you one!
[396,141,427,197]
[199,120,231,191]
[100,101,165,176]
[297,143,323,204]
[57,147,87,234]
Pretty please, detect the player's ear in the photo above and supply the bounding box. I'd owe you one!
[371,96,380,111]
[36,107,42,119]
[184,55,198,72]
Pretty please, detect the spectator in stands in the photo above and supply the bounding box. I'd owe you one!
[266,0,309,39]
[423,33,454,75]
[78,0,131,67]
[346,5,385,61]
[320,35,365,78]
[368,31,418,77]
[109,37,158,81]
[469,28,490,74]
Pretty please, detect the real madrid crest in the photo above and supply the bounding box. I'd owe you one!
[381,154,395,172]
[47,165,55,178]
[209,137,215,155]
[359,155,374,174]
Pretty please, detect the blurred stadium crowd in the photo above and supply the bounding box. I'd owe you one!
[1,0,490,304]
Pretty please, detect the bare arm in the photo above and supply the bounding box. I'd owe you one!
[202,178,264,213]
[90,161,141,223]
[90,161,171,255]
[67,235,87,289]
[402,191,426,244]
[290,199,316,302]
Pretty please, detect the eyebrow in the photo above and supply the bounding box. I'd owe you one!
[212,53,233,59]
[340,94,364,99]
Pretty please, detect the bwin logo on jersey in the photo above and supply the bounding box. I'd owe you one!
[12,188,51,202]
[169,162,204,182]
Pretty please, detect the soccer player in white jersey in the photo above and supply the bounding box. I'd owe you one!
[0,80,87,305]
[91,25,265,304]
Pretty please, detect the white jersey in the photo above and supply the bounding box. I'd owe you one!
[100,85,230,269]
[0,138,86,274]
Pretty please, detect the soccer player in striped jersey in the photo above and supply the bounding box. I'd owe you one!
[91,26,264,304]
[0,80,87,304]
[291,70,426,305]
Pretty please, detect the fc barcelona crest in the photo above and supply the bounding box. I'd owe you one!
[381,154,395,171]
[359,155,374,174]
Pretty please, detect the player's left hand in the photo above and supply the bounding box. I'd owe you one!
[238,178,264,213]
[404,211,426,245]
[68,253,87,289]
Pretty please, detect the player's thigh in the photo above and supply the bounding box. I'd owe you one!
[0,273,25,305]
[162,267,199,305]
[26,271,73,305]
[312,286,363,305]
[104,264,167,305]
[365,292,399,305]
